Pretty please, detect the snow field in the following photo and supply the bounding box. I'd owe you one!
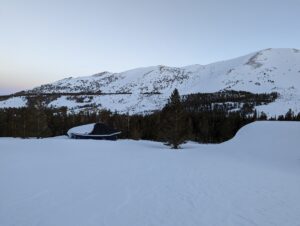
[0,121,300,226]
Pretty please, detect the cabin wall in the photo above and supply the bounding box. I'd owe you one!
[70,133,118,141]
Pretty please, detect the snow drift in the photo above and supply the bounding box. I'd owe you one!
[0,121,300,226]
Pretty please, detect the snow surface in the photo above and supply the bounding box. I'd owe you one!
[0,96,27,108]
[1,121,300,226]
[67,123,95,136]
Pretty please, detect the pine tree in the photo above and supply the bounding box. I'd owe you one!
[259,111,267,120]
[161,89,187,149]
[285,109,294,120]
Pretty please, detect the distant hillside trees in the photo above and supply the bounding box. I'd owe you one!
[0,90,299,144]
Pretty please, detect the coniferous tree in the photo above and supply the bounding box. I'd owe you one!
[161,89,187,149]
[259,111,267,120]
[285,109,294,120]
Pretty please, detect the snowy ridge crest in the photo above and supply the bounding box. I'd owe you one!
[1,48,300,115]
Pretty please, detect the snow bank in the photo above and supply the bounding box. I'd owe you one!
[0,122,300,226]
[223,121,300,172]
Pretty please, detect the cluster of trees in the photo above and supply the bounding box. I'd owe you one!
[0,106,104,138]
[0,89,299,148]
[182,90,278,112]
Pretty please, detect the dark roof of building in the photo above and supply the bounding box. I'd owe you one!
[89,123,120,135]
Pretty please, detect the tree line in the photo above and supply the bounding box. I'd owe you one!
[0,89,299,148]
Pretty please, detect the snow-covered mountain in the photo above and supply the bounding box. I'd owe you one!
[1,48,300,115]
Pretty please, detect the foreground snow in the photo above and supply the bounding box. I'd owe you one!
[0,122,300,226]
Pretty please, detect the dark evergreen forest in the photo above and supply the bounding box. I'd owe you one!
[0,90,299,143]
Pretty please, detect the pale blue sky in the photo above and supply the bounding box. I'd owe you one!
[0,0,300,94]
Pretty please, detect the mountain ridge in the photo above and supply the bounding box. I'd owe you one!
[1,48,300,115]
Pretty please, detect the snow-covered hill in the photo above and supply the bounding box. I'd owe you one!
[1,48,300,115]
[1,121,300,226]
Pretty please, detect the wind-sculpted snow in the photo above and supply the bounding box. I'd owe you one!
[0,122,300,226]
[1,48,300,114]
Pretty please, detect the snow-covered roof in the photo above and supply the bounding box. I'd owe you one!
[67,123,95,137]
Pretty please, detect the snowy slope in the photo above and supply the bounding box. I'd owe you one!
[0,96,27,108]
[1,48,300,114]
[0,121,300,226]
